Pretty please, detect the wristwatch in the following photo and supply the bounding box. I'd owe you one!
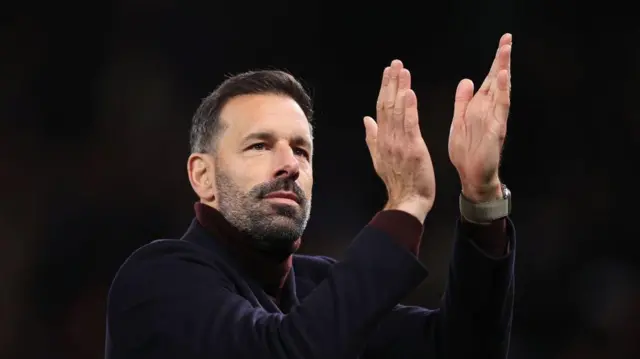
[459,184,511,223]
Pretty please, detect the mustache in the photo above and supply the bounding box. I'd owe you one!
[254,177,306,203]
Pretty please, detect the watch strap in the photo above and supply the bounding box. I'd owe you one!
[459,186,511,223]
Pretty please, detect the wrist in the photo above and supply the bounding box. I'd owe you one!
[461,180,503,203]
[385,196,432,224]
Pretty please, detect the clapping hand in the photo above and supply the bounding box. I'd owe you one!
[363,60,436,222]
[448,33,513,202]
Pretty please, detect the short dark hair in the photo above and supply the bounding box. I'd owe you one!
[190,70,314,154]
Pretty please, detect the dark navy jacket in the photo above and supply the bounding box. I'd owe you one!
[105,216,515,359]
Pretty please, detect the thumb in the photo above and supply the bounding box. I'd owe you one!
[363,116,378,146]
[363,116,378,158]
[453,79,474,122]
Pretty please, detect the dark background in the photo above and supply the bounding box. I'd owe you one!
[2,1,639,358]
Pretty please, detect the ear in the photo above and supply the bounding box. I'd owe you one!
[187,153,217,202]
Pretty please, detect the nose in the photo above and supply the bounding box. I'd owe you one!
[273,144,300,181]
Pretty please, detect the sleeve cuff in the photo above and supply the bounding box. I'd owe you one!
[369,210,424,256]
[459,217,510,258]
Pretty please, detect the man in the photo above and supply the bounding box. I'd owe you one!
[106,33,515,359]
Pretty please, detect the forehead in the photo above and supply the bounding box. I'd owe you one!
[218,93,312,144]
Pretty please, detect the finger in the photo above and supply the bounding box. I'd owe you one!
[496,33,513,51]
[403,90,421,137]
[399,68,411,91]
[493,69,511,124]
[363,116,379,161]
[452,79,474,122]
[489,43,511,92]
[392,68,411,133]
[479,33,513,93]
[384,60,403,127]
[375,67,391,126]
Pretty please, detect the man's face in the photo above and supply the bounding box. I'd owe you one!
[212,93,313,249]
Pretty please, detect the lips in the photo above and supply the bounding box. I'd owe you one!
[264,191,299,203]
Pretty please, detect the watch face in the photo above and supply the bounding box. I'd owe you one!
[501,185,511,199]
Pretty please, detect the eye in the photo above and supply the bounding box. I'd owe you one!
[293,148,310,159]
[247,143,267,151]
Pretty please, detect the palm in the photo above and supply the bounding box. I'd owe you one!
[449,33,512,188]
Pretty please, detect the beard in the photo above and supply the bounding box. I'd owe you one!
[214,166,311,254]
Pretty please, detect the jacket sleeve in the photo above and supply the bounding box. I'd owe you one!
[106,218,429,359]
[361,218,516,359]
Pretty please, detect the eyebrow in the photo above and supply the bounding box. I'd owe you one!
[243,131,313,151]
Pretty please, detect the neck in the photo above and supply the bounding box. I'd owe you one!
[194,202,301,299]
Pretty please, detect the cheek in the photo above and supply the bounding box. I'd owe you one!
[299,169,313,198]
[225,158,271,191]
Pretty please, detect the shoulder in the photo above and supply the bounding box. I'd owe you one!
[108,239,229,306]
[116,219,224,272]
[118,238,215,272]
[106,239,237,352]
